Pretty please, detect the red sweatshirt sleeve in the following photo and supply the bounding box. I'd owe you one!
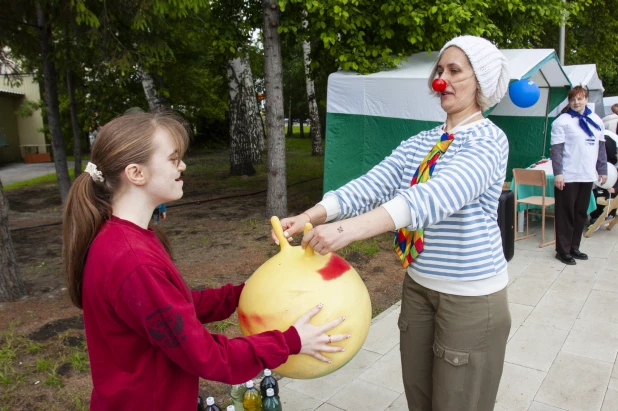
[191,283,245,324]
[113,265,301,384]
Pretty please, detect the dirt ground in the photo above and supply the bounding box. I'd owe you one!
[0,146,404,410]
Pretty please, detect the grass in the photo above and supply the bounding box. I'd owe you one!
[70,351,89,372]
[4,137,323,197]
[181,137,324,197]
[212,320,237,333]
[285,125,310,136]
[3,164,87,191]
[44,367,63,388]
[339,238,381,259]
[0,326,91,407]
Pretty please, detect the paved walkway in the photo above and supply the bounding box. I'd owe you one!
[277,222,618,411]
[0,161,75,185]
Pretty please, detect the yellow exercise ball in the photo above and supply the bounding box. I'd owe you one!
[238,216,372,379]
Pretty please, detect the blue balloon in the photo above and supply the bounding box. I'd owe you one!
[509,79,541,108]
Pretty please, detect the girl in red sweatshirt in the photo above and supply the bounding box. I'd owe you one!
[62,112,348,410]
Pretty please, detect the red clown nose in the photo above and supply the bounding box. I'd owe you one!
[432,78,447,92]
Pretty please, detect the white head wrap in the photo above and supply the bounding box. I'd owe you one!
[438,36,510,109]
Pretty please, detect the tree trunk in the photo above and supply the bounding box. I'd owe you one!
[263,0,287,217]
[302,38,323,156]
[231,55,263,163]
[0,179,27,302]
[36,1,71,203]
[287,101,293,137]
[138,68,168,111]
[300,116,305,138]
[227,57,258,176]
[66,69,82,178]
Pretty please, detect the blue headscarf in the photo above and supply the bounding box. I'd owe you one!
[566,106,602,137]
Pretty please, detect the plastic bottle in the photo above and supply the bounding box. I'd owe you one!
[242,380,262,411]
[205,396,222,411]
[227,406,236,411]
[198,396,205,411]
[230,384,247,411]
[261,388,282,411]
[260,369,279,398]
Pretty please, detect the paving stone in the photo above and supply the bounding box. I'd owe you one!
[361,309,400,355]
[509,303,534,342]
[535,352,612,411]
[357,344,404,394]
[562,318,618,363]
[525,290,585,331]
[327,379,400,411]
[505,323,568,372]
[285,348,382,402]
[494,362,546,411]
[580,290,618,324]
[279,386,323,411]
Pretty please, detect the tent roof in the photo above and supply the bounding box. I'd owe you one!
[327,48,571,120]
[563,64,604,91]
[331,49,570,86]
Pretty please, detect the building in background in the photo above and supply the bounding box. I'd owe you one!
[0,58,49,164]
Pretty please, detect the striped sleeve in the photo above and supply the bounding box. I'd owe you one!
[396,132,506,231]
[327,137,415,219]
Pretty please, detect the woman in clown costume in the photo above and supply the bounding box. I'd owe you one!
[277,35,511,411]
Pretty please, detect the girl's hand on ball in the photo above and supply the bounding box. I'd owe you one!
[294,304,350,363]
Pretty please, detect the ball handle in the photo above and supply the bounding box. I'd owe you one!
[270,216,317,256]
[271,216,290,249]
[303,223,315,257]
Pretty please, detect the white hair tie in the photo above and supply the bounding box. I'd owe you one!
[85,162,105,183]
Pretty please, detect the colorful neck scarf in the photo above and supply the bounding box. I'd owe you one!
[394,132,455,268]
[567,106,601,137]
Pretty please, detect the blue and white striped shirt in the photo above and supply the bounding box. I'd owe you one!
[322,119,509,295]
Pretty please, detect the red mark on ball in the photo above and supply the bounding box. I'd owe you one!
[432,78,447,92]
[318,254,350,281]
[238,310,267,335]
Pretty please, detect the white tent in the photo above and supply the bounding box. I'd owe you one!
[560,64,605,117]
[604,96,618,116]
[325,49,571,191]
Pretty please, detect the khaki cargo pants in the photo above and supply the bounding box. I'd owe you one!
[399,275,511,411]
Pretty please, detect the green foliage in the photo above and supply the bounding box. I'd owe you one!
[14,99,42,118]
[71,0,100,27]
[279,0,577,74]
[537,0,618,95]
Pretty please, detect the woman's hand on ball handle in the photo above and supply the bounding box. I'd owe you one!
[302,222,355,255]
[271,214,309,244]
[554,175,565,191]
[271,205,329,245]
[293,304,350,363]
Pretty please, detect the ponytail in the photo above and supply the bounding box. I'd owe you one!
[62,173,112,309]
